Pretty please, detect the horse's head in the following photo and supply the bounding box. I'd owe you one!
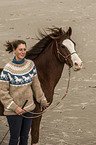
[50,27,82,71]
[26,26,82,71]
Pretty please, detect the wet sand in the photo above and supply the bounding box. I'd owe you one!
[0,0,96,144]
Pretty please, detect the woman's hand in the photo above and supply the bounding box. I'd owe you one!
[16,107,25,115]
[41,102,50,111]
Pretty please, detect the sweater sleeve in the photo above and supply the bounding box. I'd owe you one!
[0,70,18,112]
[31,66,47,105]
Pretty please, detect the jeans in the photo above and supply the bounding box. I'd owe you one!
[6,111,34,145]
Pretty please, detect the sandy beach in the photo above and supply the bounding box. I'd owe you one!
[0,0,96,144]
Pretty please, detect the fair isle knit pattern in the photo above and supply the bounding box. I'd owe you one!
[1,60,37,86]
[0,59,46,115]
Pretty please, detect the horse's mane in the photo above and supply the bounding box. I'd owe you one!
[26,27,65,60]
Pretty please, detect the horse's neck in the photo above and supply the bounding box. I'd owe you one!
[33,45,65,102]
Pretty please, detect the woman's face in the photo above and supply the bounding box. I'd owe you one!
[13,43,26,61]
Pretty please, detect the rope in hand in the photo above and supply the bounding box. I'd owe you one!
[21,67,71,119]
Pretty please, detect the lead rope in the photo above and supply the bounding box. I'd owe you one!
[21,67,71,119]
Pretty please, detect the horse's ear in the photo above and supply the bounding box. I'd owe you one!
[66,27,72,36]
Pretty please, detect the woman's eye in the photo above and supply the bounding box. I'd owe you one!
[19,48,26,51]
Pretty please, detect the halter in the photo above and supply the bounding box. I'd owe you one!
[56,41,76,62]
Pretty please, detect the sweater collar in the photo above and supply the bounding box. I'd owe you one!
[12,57,25,64]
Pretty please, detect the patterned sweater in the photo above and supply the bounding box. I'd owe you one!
[0,59,47,115]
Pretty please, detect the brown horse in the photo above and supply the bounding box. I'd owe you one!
[0,27,82,144]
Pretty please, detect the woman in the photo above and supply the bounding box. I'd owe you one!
[0,40,49,145]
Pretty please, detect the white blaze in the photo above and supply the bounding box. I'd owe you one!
[62,39,82,70]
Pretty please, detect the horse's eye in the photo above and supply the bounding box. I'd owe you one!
[61,45,65,48]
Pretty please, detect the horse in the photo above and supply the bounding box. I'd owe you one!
[0,27,82,144]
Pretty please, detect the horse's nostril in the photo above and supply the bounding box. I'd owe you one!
[74,62,78,66]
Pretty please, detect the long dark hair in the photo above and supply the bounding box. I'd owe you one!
[4,40,26,53]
